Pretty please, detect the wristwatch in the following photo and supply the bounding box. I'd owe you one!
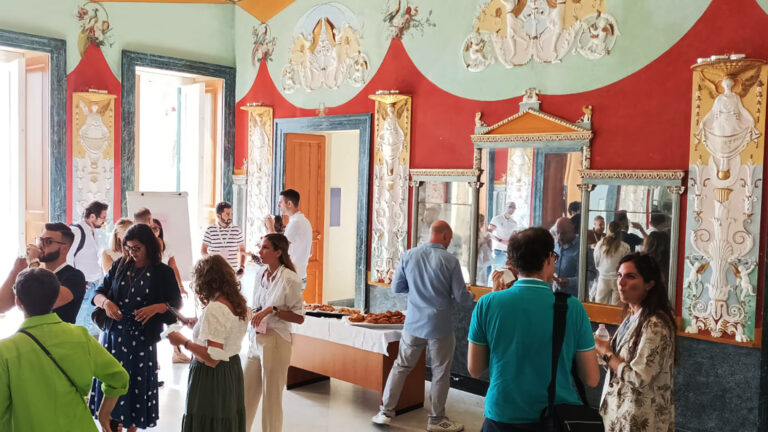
[602,353,613,363]
[27,258,40,268]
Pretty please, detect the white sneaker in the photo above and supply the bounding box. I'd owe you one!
[372,412,392,425]
[427,418,464,432]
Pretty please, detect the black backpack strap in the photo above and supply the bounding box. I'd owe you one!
[71,224,86,257]
[18,329,80,393]
[547,292,570,409]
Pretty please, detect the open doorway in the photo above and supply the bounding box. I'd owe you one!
[283,130,360,306]
[0,46,50,278]
[274,114,371,310]
[134,66,224,262]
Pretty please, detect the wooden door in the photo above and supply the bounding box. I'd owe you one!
[284,133,325,304]
[541,153,567,228]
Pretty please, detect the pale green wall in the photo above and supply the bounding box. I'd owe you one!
[0,0,713,102]
[235,0,711,106]
[0,0,235,77]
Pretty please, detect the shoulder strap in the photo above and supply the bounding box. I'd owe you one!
[547,292,570,409]
[17,329,80,393]
[71,224,86,257]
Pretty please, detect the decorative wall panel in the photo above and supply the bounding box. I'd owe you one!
[462,0,620,71]
[281,2,369,93]
[242,105,273,253]
[72,91,115,221]
[369,92,411,284]
[682,57,767,343]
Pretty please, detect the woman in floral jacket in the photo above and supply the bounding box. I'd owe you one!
[595,253,676,432]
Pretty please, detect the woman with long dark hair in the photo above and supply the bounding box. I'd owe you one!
[593,221,630,304]
[90,224,181,431]
[595,253,676,431]
[244,233,305,432]
[167,254,249,431]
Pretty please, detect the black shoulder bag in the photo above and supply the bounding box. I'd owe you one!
[540,292,604,432]
[18,329,87,404]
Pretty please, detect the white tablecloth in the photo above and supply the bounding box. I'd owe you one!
[290,316,402,355]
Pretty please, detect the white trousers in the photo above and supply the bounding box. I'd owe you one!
[244,329,293,432]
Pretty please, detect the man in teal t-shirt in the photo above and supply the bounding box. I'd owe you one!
[468,227,600,430]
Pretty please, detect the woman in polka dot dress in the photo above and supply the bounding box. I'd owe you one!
[90,224,182,431]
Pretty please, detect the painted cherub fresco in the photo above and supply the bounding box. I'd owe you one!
[75,2,114,57]
[383,0,436,40]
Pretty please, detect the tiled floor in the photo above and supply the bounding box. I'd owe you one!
[1,305,487,432]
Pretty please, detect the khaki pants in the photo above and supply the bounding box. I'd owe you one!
[380,330,456,422]
[244,329,293,432]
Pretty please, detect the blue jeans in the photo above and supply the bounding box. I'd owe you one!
[75,281,100,337]
[492,249,507,271]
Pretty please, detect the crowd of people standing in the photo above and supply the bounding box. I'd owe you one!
[0,191,677,432]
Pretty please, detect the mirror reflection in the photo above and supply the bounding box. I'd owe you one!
[417,181,473,282]
[586,184,674,305]
[477,148,584,287]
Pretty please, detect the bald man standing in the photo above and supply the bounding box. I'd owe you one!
[372,221,475,432]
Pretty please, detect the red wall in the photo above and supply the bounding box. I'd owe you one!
[234,0,768,329]
[66,43,122,224]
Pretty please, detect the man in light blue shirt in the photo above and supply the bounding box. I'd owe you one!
[372,221,475,432]
[553,217,596,296]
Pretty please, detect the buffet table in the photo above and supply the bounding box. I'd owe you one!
[287,316,425,414]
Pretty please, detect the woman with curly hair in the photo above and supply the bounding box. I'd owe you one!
[167,254,249,432]
[595,253,676,431]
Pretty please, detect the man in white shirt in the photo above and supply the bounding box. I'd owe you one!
[268,189,312,289]
[202,201,246,275]
[68,201,108,336]
[488,201,518,274]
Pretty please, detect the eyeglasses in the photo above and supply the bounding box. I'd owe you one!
[36,237,67,247]
[124,244,144,253]
[551,251,559,262]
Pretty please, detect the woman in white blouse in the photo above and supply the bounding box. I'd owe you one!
[593,221,631,304]
[245,233,305,432]
[168,254,249,432]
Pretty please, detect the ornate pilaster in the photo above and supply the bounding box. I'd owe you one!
[241,104,274,252]
[369,92,412,284]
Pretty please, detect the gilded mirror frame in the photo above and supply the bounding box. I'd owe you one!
[578,169,686,324]
[409,169,482,285]
[470,93,593,293]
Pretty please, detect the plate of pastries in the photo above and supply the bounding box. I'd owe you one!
[344,310,406,329]
[304,304,361,318]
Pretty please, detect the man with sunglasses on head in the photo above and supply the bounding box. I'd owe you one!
[68,201,109,336]
[0,223,86,324]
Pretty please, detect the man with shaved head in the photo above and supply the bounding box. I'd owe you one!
[552,217,596,296]
[372,220,475,432]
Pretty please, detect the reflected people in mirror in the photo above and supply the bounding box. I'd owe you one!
[552,217,596,296]
[592,222,631,304]
[488,201,518,276]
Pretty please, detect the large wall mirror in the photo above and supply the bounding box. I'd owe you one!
[409,169,481,284]
[471,92,593,289]
[578,170,685,323]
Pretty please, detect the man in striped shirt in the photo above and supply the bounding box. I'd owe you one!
[201,201,246,275]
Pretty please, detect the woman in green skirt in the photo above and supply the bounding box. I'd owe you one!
[168,254,249,431]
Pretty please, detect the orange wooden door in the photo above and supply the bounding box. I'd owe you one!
[284,133,325,304]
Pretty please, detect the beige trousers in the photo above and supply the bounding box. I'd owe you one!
[244,329,293,432]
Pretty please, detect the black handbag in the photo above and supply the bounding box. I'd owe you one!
[92,306,108,331]
[539,292,604,432]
